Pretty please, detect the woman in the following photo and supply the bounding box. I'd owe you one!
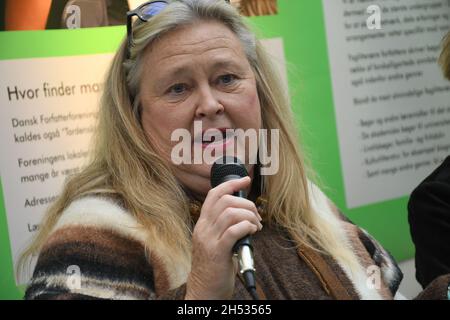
[22,0,407,300]
[408,156,450,289]
[407,34,450,292]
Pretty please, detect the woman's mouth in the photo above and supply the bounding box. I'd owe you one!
[194,128,235,149]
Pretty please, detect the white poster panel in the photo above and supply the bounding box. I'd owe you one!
[0,53,114,283]
[323,0,450,208]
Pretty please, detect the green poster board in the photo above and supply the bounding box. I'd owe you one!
[243,1,414,263]
[0,1,414,299]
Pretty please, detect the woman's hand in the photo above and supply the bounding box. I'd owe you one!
[185,176,263,300]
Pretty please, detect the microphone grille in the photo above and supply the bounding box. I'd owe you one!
[211,157,248,188]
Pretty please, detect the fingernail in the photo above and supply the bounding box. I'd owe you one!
[257,213,262,221]
[258,222,263,230]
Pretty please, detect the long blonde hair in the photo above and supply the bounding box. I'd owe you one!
[19,0,358,281]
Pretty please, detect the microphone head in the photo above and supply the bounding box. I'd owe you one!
[211,157,248,188]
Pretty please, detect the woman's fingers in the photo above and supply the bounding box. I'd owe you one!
[212,194,262,224]
[201,177,261,225]
[219,220,259,250]
[203,176,251,208]
[213,207,262,241]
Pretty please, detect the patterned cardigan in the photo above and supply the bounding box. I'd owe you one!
[24,183,446,300]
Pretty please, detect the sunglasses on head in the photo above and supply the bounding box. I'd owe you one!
[126,0,231,59]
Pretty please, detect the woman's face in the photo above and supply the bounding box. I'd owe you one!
[139,20,261,199]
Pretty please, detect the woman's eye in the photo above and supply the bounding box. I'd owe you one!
[218,74,237,85]
[168,83,187,95]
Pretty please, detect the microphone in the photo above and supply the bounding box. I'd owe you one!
[210,156,258,300]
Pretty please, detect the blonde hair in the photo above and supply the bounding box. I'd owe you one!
[439,32,450,80]
[19,0,358,282]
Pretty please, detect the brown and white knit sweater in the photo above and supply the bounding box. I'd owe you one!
[25,183,405,300]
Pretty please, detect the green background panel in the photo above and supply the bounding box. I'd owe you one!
[246,0,413,263]
[0,0,413,299]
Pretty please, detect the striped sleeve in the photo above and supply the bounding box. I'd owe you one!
[25,225,155,300]
[24,196,184,300]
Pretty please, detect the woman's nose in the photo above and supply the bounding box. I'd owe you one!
[194,85,224,119]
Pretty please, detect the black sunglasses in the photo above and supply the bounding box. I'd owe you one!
[126,0,231,59]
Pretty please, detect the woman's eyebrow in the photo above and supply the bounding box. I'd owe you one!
[157,59,245,82]
[210,60,245,72]
[154,66,193,87]
[164,66,192,78]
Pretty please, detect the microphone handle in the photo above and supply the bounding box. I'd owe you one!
[232,189,252,253]
[230,179,257,298]
[233,236,252,254]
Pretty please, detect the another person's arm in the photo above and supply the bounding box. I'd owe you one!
[408,157,450,289]
[5,0,52,31]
